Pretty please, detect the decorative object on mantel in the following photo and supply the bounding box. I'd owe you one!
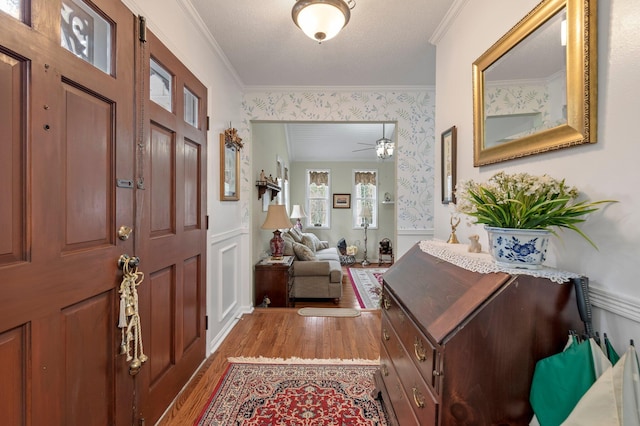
[468,234,482,253]
[255,171,281,201]
[456,172,617,269]
[261,205,292,259]
[290,204,307,230]
[447,215,461,244]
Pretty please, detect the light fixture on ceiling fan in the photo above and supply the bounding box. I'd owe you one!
[292,0,356,43]
[351,123,395,160]
[375,123,394,160]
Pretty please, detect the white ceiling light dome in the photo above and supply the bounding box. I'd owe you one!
[292,0,355,43]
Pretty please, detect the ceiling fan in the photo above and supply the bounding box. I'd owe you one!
[352,123,395,159]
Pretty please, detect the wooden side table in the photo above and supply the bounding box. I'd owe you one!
[254,256,294,307]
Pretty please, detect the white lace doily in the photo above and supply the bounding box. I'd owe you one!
[418,240,580,284]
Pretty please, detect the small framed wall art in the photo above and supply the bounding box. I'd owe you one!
[333,193,351,209]
[441,125,457,204]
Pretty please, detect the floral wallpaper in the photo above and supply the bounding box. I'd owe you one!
[239,90,436,230]
[483,80,567,139]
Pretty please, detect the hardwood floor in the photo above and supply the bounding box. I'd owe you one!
[156,264,383,425]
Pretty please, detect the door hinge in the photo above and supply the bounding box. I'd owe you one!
[206,116,210,131]
[206,215,209,230]
[138,16,147,43]
[205,315,208,330]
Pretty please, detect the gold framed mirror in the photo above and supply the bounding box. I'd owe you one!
[472,0,597,166]
[220,133,240,201]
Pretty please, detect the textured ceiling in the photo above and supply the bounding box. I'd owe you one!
[190,0,454,87]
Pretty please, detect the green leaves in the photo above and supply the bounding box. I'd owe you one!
[457,172,617,248]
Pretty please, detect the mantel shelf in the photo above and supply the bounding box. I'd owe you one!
[256,181,281,201]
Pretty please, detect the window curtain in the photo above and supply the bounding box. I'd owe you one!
[309,171,329,186]
[354,171,376,185]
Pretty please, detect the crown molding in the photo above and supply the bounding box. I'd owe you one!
[429,0,471,45]
[242,85,435,93]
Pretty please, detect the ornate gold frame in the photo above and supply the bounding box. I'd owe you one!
[220,133,240,201]
[472,0,597,166]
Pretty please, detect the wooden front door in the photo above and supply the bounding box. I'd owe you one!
[0,1,207,425]
[0,0,136,424]
[134,30,208,424]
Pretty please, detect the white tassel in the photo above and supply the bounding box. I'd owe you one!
[118,292,128,328]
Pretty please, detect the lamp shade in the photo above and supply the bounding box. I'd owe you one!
[292,0,351,42]
[261,205,293,258]
[290,204,307,219]
[261,205,293,230]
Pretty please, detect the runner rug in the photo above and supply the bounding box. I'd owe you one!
[348,268,388,309]
[195,358,388,425]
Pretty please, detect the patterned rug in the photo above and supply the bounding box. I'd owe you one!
[195,359,388,425]
[348,268,388,309]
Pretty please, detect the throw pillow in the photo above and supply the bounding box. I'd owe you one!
[289,227,303,243]
[283,240,294,256]
[316,240,329,250]
[293,242,316,261]
[301,235,317,252]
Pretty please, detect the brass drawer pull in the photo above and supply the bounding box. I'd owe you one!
[383,329,390,341]
[383,296,391,310]
[412,387,425,408]
[414,337,427,362]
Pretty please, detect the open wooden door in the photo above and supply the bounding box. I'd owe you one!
[134,30,208,424]
[0,0,137,424]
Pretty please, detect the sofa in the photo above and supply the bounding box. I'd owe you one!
[281,228,343,303]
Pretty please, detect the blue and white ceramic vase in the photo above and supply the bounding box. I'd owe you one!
[485,226,551,270]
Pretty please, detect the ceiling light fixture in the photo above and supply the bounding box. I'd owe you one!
[376,123,394,160]
[292,0,356,43]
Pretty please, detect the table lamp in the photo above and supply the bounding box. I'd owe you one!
[261,204,293,259]
[290,204,307,230]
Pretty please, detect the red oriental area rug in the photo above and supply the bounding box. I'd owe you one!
[195,358,388,425]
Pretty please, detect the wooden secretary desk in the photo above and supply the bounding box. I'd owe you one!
[373,243,583,425]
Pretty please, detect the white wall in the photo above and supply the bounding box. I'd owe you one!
[122,0,251,354]
[434,0,640,352]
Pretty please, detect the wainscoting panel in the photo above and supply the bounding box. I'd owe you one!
[207,229,250,355]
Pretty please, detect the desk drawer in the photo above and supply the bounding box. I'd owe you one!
[382,289,437,389]
[380,339,420,425]
[382,316,439,425]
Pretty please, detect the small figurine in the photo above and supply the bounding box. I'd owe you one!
[259,169,266,182]
[447,215,461,244]
[258,295,271,308]
[468,234,482,253]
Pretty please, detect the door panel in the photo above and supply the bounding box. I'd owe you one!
[136,30,208,424]
[0,51,26,266]
[62,82,113,251]
[0,0,135,424]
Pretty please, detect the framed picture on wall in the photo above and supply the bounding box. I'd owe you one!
[441,125,457,204]
[333,193,351,209]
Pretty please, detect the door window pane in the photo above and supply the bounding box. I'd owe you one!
[61,0,112,74]
[150,58,172,112]
[183,86,198,127]
[1,0,21,20]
